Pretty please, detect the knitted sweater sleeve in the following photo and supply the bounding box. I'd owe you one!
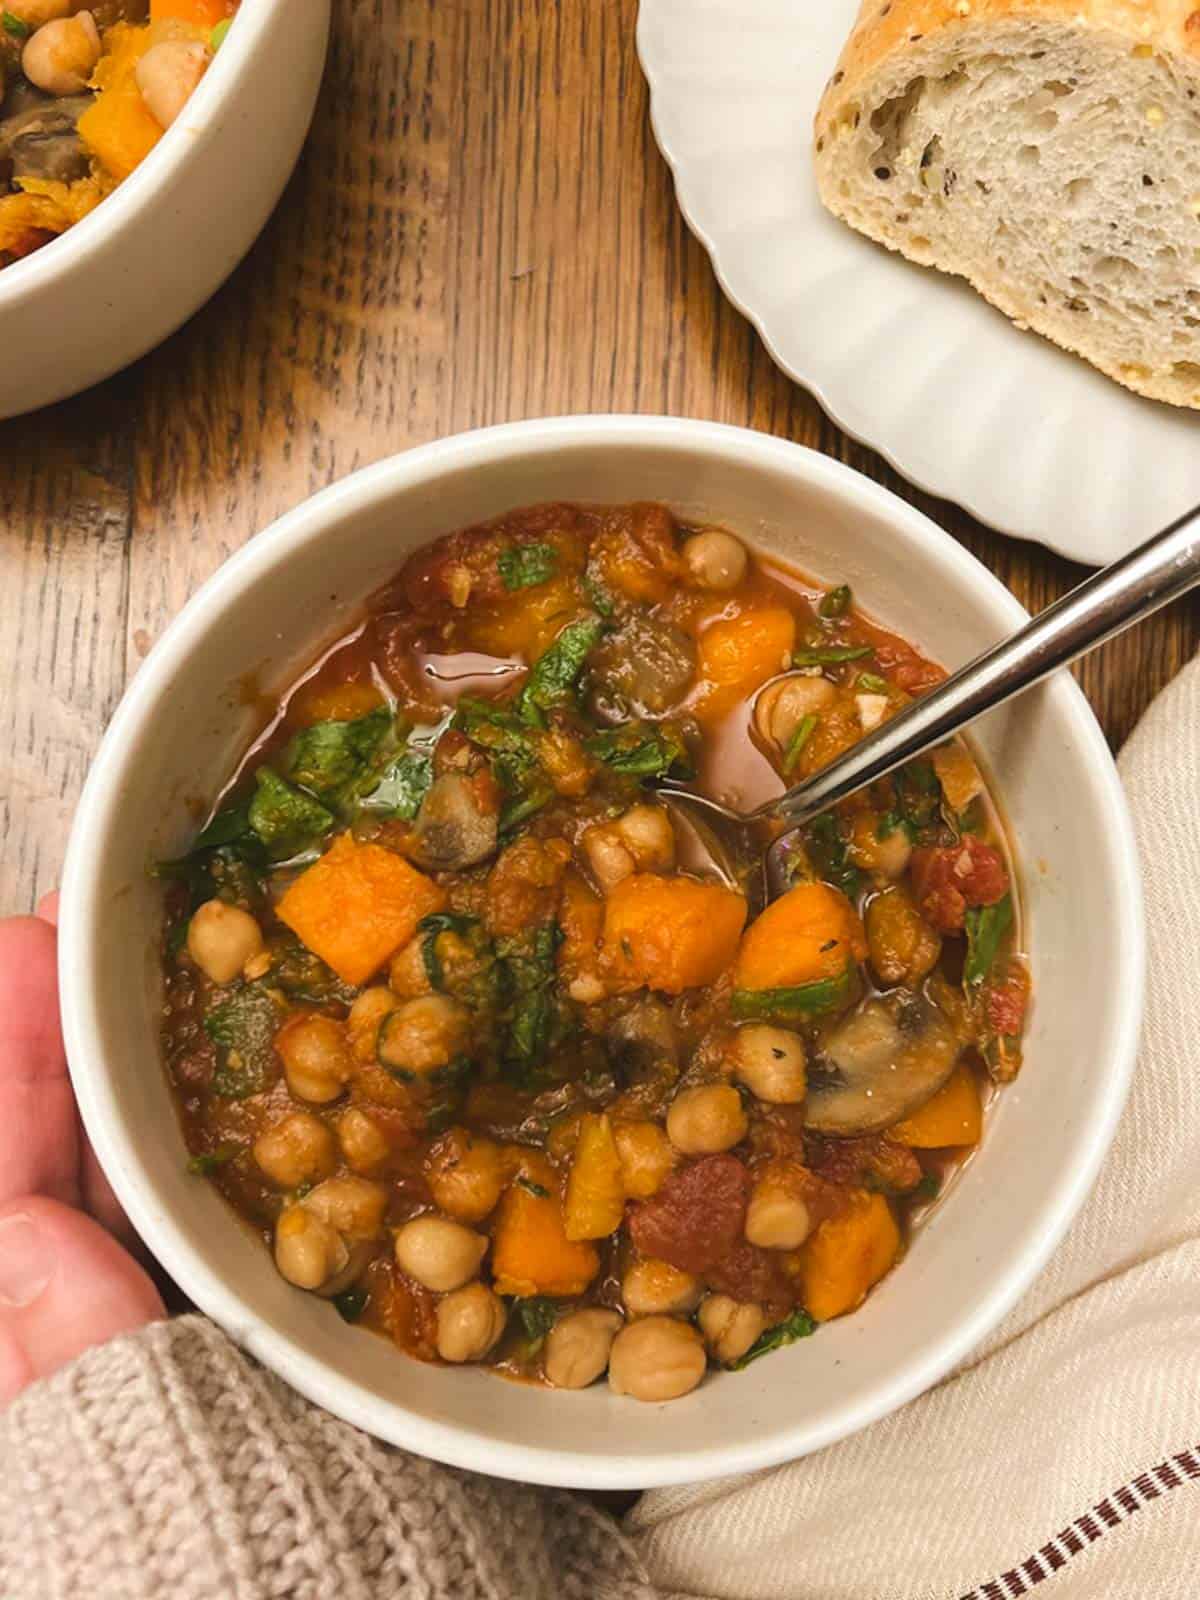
[0,1314,656,1600]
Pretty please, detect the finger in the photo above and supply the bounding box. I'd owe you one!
[36,891,59,926]
[0,1196,164,1402]
[0,919,79,1211]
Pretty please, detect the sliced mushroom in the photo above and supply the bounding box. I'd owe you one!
[0,93,91,186]
[589,613,696,718]
[411,772,498,871]
[805,994,960,1136]
[607,997,679,1081]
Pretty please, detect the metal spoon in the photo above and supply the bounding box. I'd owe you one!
[659,501,1200,909]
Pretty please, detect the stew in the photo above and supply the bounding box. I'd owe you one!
[159,502,1030,1402]
[0,0,238,268]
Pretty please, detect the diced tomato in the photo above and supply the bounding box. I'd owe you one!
[870,639,945,694]
[704,1239,793,1317]
[985,964,1031,1036]
[806,1133,922,1195]
[911,839,1009,933]
[627,1153,750,1273]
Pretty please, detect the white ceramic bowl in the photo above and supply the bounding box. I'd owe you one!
[0,0,330,419]
[59,417,1143,1489]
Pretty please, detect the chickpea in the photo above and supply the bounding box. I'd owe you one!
[274,1205,348,1292]
[666,1084,747,1156]
[682,529,748,592]
[253,1111,336,1189]
[622,1258,702,1318]
[135,38,211,130]
[22,10,99,95]
[608,1316,707,1402]
[425,1128,506,1223]
[730,1025,807,1105]
[436,1282,508,1363]
[337,1107,391,1175]
[745,1177,812,1250]
[614,804,675,872]
[377,995,470,1077]
[303,1176,388,1239]
[754,673,837,751]
[387,937,432,1000]
[4,0,71,27]
[186,899,264,985]
[698,1294,766,1365]
[865,885,941,988]
[277,1013,354,1105]
[847,810,912,880]
[580,823,635,895]
[544,1308,623,1389]
[613,1120,676,1199]
[394,1215,487,1292]
[346,986,399,1063]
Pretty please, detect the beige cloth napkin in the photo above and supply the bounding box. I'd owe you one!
[629,660,1200,1597]
[4,664,1198,1600]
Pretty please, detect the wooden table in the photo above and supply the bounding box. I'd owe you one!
[2,0,1196,915]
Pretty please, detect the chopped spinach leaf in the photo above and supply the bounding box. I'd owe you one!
[582,570,615,618]
[205,984,283,1098]
[191,800,257,853]
[894,759,942,834]
[2,10,31,38]
[804,812,863,899]
[911,1171,941,1204]
[186,1143,239,1176]
[586,722,690,780]
[418,911,480,990]
[332,1287,368,1323]
[498,543,558,591]
[499,783,554,833]
[793,645,873,667]
[498,923,568,1073]
[782,713,818,776]
[731,970,853,1021]
[514,1295,559,1352]
[964,893,1013,986]
[359,749,433,820]
[731,1307,816,1370]
[516,616,604,722]
[875,808,916,844]
[818,584,852,619]
[283,707,391,801]
[247,768,334,859]
[515,1176,550,1199]
[266,937,357,1005]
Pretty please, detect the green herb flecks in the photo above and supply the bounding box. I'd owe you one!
[856,671,889,693]
[875,808,916,845]
[586,722,690,781]
[803,812,863,900]
[332,1287,368,1324]
[731,1308,816,1370]
[2,10,31,38]
[964,893,1013,986]
[731,970,853,1021]
[793,645,873,668]
[205,984,284,1098]
[247,768,335,859]
[782,713,818,776]
[498,543,558,591]
[515,1176,550,1199]
[186,1143,239,1176]
[516,616,604,723]
[818,585,852,619]
[282,707,392,803]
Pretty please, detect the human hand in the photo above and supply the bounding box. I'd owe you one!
[0,898,163,1402]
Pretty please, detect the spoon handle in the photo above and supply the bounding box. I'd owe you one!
[758,502,1200,830]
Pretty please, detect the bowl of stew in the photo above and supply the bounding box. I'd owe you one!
[58,416,1142,1487]
[0,0,329,418]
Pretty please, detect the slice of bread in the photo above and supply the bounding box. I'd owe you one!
[814,0,1200,407]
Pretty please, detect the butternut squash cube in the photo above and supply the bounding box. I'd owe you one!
[797,1190,900,1321]
[563,1113,625,1241]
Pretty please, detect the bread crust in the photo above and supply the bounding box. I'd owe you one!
[814,0,1200,405]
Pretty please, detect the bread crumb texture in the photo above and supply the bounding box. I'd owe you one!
[815,0,1200,405]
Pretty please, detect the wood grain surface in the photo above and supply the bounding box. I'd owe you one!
[1,0,1196,914]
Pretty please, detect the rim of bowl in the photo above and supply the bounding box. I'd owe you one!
[0,0,291,310]
[58,416,1145,1488]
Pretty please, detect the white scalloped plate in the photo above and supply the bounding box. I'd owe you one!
[637,0,1200,564]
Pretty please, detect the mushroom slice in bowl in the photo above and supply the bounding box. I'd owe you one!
[806,994,961,1137]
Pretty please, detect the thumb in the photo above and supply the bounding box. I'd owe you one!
[0,1196,165,1403]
